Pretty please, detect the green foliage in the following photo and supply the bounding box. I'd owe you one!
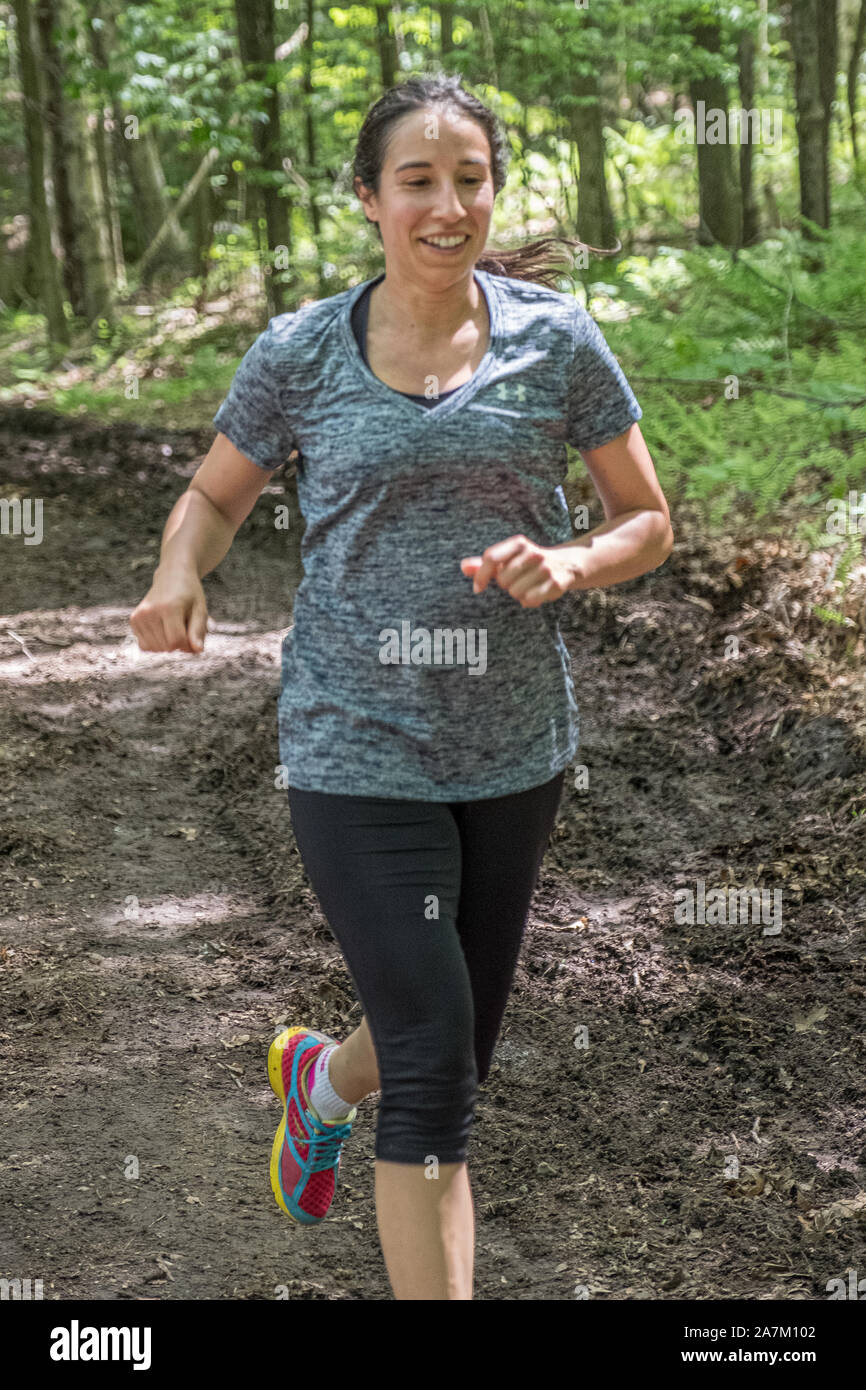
[36,340,239,427]
[582,218,866,528]
[1,0,863,550]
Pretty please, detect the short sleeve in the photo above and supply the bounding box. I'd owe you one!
[566,303,642,451]
[212,320,297,470]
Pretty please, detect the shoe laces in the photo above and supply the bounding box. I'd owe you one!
[290,1103,353,1174]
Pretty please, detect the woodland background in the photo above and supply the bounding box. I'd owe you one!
[0,2,864,545]
[1,2,866,1304]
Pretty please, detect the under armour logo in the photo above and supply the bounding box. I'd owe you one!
[493,381,527,403]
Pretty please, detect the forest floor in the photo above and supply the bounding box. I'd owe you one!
[1,408,865,1301]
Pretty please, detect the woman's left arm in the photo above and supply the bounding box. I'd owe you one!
[556,421,674,589]
[461,423,674,607]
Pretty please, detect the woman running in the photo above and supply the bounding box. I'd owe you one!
[130,73,673,1301]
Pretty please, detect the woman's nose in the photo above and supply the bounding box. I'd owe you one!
[429,179,467,218]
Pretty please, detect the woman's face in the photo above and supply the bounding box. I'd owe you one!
[355,105,495,282]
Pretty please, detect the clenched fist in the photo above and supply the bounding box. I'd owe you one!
[461,535,582,609]
[129,566,209,653]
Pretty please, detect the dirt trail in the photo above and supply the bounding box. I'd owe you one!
[1,410,865,1300]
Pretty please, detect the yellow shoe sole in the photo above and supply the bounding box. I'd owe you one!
[268,1026,334,1223]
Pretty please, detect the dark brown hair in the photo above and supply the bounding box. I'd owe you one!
[351,73,618,287]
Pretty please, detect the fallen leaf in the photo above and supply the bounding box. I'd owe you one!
[793,1005,828,1032]
[810,1192,866,1234]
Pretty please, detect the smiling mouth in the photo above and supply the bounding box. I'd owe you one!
[419,235,470,249]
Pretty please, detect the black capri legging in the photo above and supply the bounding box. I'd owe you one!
[286,769,565,1166]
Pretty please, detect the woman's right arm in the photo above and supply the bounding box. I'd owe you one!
[129,431,277,654]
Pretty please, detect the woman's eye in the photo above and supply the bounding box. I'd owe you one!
[407,179,480,187]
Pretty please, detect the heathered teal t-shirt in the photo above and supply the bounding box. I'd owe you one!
[212,268,642,800]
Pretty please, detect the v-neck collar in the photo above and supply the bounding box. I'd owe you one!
[340,268,501,421]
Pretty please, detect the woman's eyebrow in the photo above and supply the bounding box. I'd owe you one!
[394,157,489,172]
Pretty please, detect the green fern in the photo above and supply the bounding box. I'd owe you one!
[602,220,866,528]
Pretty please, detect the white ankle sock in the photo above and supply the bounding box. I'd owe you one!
[307,1043,354,1121]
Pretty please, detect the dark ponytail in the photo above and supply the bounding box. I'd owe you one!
[351,73,618,287]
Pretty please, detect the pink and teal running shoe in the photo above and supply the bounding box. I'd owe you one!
[268,1026,357,1225]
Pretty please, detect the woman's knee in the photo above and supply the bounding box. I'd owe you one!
[381,1008,477,1089]
[375,1077,478,1165]
[372,1015,479,1164]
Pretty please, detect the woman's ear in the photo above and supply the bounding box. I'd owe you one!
[354,176,374,219]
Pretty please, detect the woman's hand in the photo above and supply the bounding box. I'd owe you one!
[460,535,583,608]
[129,565,209,653]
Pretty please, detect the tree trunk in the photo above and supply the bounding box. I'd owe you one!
[570,72,617,250]
[87,0,186,274]
[850,0,861,159]
[817,0,839,224]
[790,0,832,233]
[11,0,69,343]
[33,0,85,316]
[439,1,453,56]
[138,146,220,279]
[477,4,498,88]
[138,132,191,286]
[67,104,116,323]
[190,166,215,309]
[101,105,129,293]
[81,0,127,289]
[688,19,742,248]
[848,0,866,162]
[375,4,396,91]
[302,0,321,244]
[738,29,761,245]
[233,0,292,317]
[757,0,770,91]
[57,0,115,324]
[88,97,126,289]
[391,1,406,63]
